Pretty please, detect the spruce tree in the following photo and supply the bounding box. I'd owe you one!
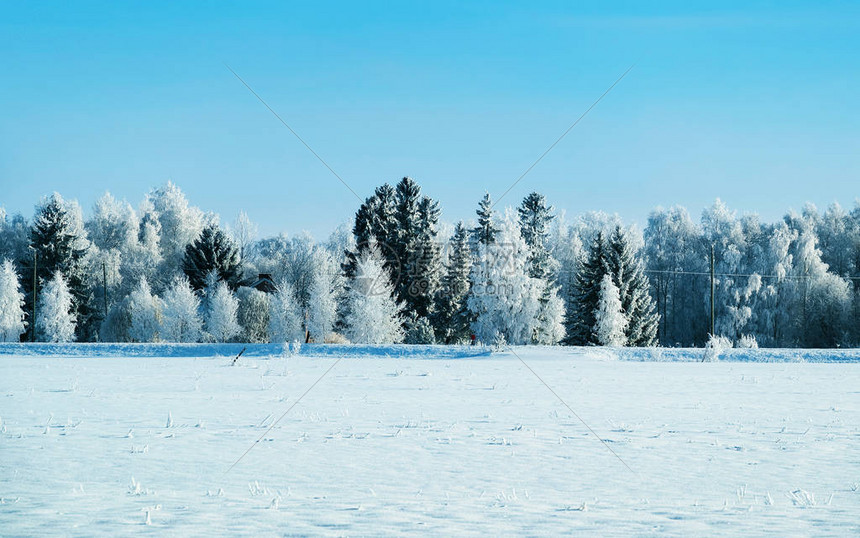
[182,225,243,291]
[595,274,627,346]
[518,192,555,280]
[433,222,473,344]
[472,192,499,247]
[606,225,659,346]
[25,193,92,341]
[564,231,610,345]
[37,270,77,343]
[518,192,564,344]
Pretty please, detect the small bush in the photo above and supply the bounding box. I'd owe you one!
[703,334,732,362]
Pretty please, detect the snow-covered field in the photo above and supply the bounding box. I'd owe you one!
[1,345,859,535]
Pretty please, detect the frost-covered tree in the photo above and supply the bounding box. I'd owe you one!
[205,280,241,343]
[471,192,499,248]
[518,192,556,280]
[434,222,473,344]
[344,244,404,344]
[25,193,93,341]
[183,225,243,291]
[606,225,659,346]
[127,277,162,343]
[160,276,202,343]
[565,231,609,345]
[307,270,338,343]
[37,270,76,342]
[146,182,205,284]
[468,210,542,345]
[0,210,30,268]
[644,206,708,346]
[229,210,258,262]
[268,280,303,343]
[0,259,26,341]
[343,184,399,281]
[595,274,627,346]
[237,287,270,343]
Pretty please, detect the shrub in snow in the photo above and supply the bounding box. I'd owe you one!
[37,270,76,342]
[736,334,758,349]
[404,313,435,344]
[344,244,404,344]
[290,339,302,355]
[205,280,241,343]
[237,287,271,343]
[703,334,733,362]
[161,276,203,343]
[128,277,163,343]
[594,274,627,347]
[0,259,26,341]
[269,281,303,343]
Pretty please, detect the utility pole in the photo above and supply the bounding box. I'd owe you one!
[709,243,715,337]
[31,248,37,342]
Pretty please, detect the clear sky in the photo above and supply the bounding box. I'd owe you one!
[2,1,858,239]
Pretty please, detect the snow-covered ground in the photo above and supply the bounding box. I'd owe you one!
[1,345,859,535]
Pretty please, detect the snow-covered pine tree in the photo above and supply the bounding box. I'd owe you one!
[518,192,564,344]
[433,222,473,344]
[402,194,442,331]
[205,280,241,343]
[237,287,271,343]
[594,274,627,346]
[343,184,398,280]
[37,270,76,342]
[344,244,404,344]
[127,277,162,343]
[0,259,26,341]
[607,225,659,346]
[25,193,92,341]
[518,192,556,280]
[467,209,541,345]
[471,192,499,248]
[268,280,303,343]
[160,276,203,343]
[564,231,610,345]
[183,224,243,291]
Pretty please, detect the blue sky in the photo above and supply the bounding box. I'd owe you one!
[1,1,858,238]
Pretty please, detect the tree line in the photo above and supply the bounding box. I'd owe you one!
[1,179,858,348]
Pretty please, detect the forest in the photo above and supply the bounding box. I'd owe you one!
[1,178,858,348]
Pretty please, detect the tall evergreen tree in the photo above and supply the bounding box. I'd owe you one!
[25,193,92,341]
[564,232,610,345]
[182,225,243,291]
[518,192,564,344]
[434,222,473,343]
[37,270,77,343]
[606,225,659,346]
[518,192,556,280]
[343,184,398,280]
[471,192,499,248]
